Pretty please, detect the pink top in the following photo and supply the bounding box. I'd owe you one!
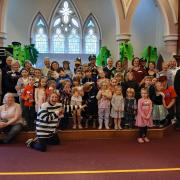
[135,98,153,127]
[96,90,112,109]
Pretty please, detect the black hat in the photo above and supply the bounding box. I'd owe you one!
[88,55,96,61]
[12,42,21,46]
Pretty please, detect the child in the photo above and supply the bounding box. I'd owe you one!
[46,80,58,97]
[60,81,72,130]
[16,68,30,105]
[35,77,47,112]
[96,81,112,129]
[111,86,124,130]
[83,82,98,128]
[71,87,83,129]
[21,76,36,130]
[124,88,137,128]
[159,76,176,126]
[151,81,167,127]
[136,88,153,143]
[124,72,140,99]
[34,68,42,87]
[109,78,118,95]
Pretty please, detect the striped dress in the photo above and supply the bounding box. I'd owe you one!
[36,102,63,138]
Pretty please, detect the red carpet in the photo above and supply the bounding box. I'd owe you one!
[0,131,180,180]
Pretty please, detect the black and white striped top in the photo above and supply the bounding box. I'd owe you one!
[36,102,63,138]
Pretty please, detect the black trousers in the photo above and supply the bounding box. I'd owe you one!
[139,126,148,138]
[31,134,60,152]
[176,97,180,128]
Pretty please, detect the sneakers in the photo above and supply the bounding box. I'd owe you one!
[98,125,102,130]
[26,138,34,148]
[72,124,77,129]
[105,126,110,130]
[143,137,150,143]
[78,124,83,129]
[137,138,144,144]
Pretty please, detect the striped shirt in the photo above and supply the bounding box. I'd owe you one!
[36,102,63,138]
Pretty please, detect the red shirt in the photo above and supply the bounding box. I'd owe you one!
[21,85,34,107]
[162,86,176,106]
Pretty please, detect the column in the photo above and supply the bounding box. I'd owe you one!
[0,32,6,46]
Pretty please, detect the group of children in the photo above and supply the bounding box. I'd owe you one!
[2,56,178,144]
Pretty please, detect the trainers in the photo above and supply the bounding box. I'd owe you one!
[137,138,144,144]
[98,125,102,130]
[143,137,150,143]
[78,124,83,129]
[26,138,34,148]
[72,124,76,129]
[105,126,110,130]
[93,121,96,128]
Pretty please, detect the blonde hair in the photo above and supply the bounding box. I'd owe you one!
[126,88,135,97]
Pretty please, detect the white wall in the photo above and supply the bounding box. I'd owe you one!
[131,0,165,59]
[5,0,117,62]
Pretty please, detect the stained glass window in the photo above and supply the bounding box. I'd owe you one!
[31,14,48,53]
[52,28,65,53]
[83,14,100,54]
[31,1,101,54]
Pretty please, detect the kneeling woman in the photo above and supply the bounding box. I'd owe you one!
[0,93,23,144]
[26,92,64,152]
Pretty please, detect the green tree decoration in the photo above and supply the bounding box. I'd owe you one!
[141,46,158,64]
[119,41,134,62]
[96,46,111,67]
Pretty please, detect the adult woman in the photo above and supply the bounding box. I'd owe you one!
[147,61,158,78]
[26,92,64,152]
[4,60,21,102]
[131,57,147,84]
[48,61,60,80]
[0,93,23,144]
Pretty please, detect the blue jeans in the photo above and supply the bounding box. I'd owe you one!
[1,123,23,143]
[31,134,60,152]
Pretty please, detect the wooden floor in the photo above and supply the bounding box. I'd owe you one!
[1,125,174,142]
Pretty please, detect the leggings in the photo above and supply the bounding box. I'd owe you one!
[139,126,148,138]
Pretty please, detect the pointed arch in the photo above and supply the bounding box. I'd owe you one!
[49,0,82,53]
[30,12,49,53]
[83,13,101,54]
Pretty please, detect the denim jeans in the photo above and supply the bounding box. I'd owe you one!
[31,134,60,152]
[1,123,23,143]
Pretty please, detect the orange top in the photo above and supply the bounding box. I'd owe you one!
[162,86,176,106]
[21,85,34,107]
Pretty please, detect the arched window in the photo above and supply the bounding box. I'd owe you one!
[30,2,102,54]
[83,14,101,54]
[50,0,82,53]
[30,13,48,53]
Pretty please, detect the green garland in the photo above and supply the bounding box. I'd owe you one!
[119,41,134,62]
[96,46,111,67]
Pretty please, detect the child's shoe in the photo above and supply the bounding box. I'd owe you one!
[93,121,96,128]
[114,124,118,130]
[118,126,123,130]
[137,138,144,144]
[78,124,83,129]
[143,137,150,143]
[72,124,77,129]
[98,125,102,130]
